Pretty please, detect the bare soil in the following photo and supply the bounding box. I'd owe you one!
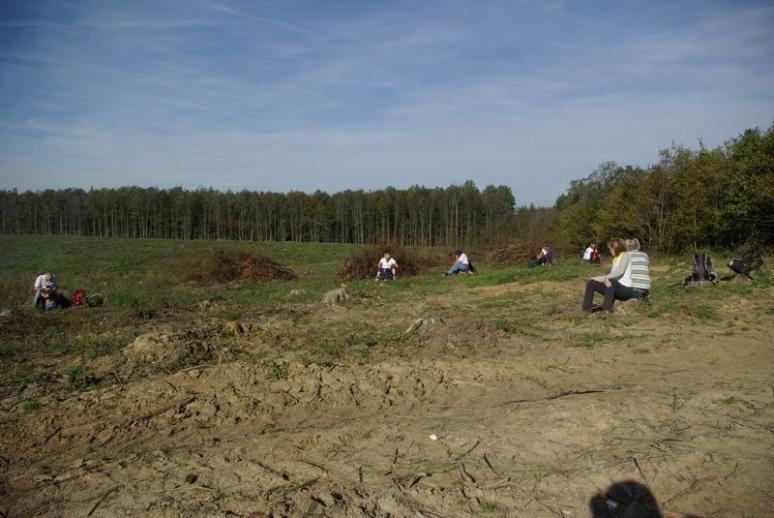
[1,280,773,517]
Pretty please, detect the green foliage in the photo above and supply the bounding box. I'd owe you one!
[554,125,774,251]
[22,399,41,412]
[495,318,513,333]
[480,502,496,513]
[64,364,97,391]
[0,181,516,248]
[266,361,288,381]
[7,370,48,393]
[690,304,719,322]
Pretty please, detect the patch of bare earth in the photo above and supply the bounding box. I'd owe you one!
[1,282,773,517]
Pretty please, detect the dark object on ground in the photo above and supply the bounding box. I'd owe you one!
[57,292,71,309]
[684,252,717,287]
[589,480,663,518]
[728,249,764,277]
[339,241,439,280]
[189,250,296,283]
[86,294,104,307]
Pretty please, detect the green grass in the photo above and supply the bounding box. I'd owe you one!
[266,361,288,381]
[63,363,110,391]
[1,235,771,401]
[7,370,49,393]
[21,399,41,412]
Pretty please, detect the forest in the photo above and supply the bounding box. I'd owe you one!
[0,125,771,252]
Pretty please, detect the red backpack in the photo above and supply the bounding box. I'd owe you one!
[72,289,87,306]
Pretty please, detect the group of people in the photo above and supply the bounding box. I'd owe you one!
[582,238,651,314]
[375,250,473,281]
[582,244,601,264]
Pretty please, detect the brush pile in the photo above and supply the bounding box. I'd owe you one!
[482,241,542,264]
[482,240,575,265]
[339,241,440,280]
[188,250,296,283]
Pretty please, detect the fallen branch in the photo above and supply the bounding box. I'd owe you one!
[458,462,476,484]
[87,486,118,516]
[408,472,431,489]
[176,364,217,374]
[482,453,499,476]
[44,427,62,444]
[631,456,649,485]
[120,397,195,427]
[453,439,480,461]
[503,388,609,405]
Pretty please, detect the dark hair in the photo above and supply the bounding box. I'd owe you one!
[607,238,626,257]
[454,249,463,256]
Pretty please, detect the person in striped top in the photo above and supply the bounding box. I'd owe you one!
[624,238,651,297]
[581,237,650,314]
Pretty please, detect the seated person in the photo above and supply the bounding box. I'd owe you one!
[624,238,651,299]
[376,253,398,281]
[582,244,598,264]
[32,272,56,309]
[536,243,554,265]
[446,250,470,276]
[582,238,649,314]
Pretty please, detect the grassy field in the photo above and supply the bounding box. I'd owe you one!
[0,235,772,517]
[0,235,770,392]
[5,235,766,307]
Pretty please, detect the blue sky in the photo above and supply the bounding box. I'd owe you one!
[0,0,772,205]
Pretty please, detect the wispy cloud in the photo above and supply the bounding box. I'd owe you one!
[209,2,308,33]
[0,0,771,203]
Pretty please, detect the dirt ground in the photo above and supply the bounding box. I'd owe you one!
[1,279,773,517]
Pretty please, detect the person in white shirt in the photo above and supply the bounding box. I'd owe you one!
[376,253,398,281]
[446,250,470,276]
[32,272,54,309]
[582,244,594,263]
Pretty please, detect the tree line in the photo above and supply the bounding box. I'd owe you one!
[0,125,770,251]
[0,181,516,247]
[553,125,773,252]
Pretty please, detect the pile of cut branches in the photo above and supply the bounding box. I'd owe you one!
[188,250,296,283]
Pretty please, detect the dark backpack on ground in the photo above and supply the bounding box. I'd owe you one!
[684,253,717,286]
[72,289,87,306]
[728,250,763,276]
